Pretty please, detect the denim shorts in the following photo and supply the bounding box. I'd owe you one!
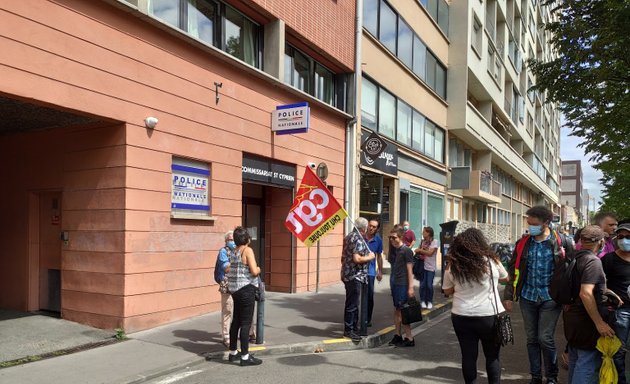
[391,284,408,309]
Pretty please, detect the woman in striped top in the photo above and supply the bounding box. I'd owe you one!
[226,226,262,366]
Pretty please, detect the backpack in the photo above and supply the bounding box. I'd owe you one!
[214,247,228,284]
[549,250,588,305]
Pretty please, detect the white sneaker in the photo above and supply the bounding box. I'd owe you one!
[427,302,433,309]
[421,302,427,309]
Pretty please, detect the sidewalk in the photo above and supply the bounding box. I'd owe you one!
[0,279,450,384]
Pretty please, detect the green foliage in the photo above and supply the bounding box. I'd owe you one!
[114,328,127,340]
[530,0,630,217]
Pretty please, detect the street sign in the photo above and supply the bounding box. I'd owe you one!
[271,102,310,135]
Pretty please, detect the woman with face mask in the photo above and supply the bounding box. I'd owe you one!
[600,221,630,383]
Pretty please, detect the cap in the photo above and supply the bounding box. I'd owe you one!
[580,225,606,242]
[616,223,630,233]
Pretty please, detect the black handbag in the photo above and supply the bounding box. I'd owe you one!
[489,259,514,346]
[401,296,423,325]
[254,277,265,302]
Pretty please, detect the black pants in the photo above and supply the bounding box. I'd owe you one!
[367,275,375,324]
[452,314,502,384]
[229,284,256,354]
[344,279,363,334]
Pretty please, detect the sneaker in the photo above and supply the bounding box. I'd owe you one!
[388,334,403,346]
[427,302,433,309]
[343,332,362,342]
[545,379,558,384]
[228,351,241,362]
[399,338,415,347]
[421,302,427,309]
[240,354,262,366]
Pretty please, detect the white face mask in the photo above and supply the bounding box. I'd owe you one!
[619,238,630,252]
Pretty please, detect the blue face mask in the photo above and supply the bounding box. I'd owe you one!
[529,225,543,236]
[403,225,409,231]
[227,241,236,250]
[619,238,630,252]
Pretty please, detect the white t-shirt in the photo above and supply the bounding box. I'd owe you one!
[442,258,508,317]
[421,239,439,272]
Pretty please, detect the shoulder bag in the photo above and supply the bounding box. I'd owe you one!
[489,258,514,346]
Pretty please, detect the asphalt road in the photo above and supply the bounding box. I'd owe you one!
[146,307,571,384]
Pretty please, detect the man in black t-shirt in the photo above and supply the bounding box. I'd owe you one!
[563,226,615,384]
[601,222,630,384]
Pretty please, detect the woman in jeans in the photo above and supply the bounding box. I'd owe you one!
[442,228,509,384]
[226,226,262,366]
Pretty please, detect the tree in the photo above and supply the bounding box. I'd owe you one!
[530,0,630,220]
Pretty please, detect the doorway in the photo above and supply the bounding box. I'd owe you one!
[38,191,62,313]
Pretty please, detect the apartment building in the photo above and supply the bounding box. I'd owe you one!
[358,0,450,245]
[560,160,584,224]
[447,0,562,242]
[0,0,355,331]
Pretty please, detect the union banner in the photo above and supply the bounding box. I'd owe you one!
[285,166,347,247]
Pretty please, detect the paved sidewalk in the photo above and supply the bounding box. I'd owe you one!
[0,279,450,384]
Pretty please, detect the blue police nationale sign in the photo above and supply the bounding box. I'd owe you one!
[271,102,310,135]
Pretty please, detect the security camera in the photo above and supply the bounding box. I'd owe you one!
[144,116,158,129]
[308,162,317,169]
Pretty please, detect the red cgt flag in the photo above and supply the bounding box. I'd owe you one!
[285,166,347,247]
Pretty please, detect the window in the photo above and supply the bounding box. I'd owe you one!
[424,120,435,158]
[397,20,413,68]
[148,1,260,68]
[314,64,334,105]
[396,101,412,146]
[420,0,449,36]
[412,36,427,80]
[285,45,337,106]
[363,0,379,36]
[378,88,396,139]
[412,111,425,152]
[363,1,447,99]
[379,1,397,53]
[224,5,258,66]
[361,79,378,130]
[361,77,445,163]
[472,14,483,54]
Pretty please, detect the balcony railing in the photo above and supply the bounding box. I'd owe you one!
[463,170,502,204]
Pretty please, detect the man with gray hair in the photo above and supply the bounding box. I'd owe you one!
[341,217,375,342]
[215,231,236,347]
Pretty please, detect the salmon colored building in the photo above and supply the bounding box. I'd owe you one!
[0,0,355,331]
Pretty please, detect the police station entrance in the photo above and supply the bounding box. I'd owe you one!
[241,154,296,293]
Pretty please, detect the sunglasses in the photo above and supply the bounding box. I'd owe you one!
[618,234,630,240]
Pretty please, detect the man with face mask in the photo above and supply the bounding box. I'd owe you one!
[402,220,416,248]
[504,206,567,384]
[601,221,630,383]
[563,225,616,384]
[216,231,236,348]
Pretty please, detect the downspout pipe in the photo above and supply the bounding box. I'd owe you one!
[345,0,362,234]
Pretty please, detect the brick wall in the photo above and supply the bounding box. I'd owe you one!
[251,0,355,70]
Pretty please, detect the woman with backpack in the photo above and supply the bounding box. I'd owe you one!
[442,228,509,384]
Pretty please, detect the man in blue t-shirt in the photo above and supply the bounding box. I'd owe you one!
[365,219,383,327]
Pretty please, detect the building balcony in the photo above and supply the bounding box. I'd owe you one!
[463,170,502,204]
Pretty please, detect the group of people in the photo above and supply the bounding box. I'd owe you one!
[215,227,263,366]
[444,205,630,384]
[214,206,630,382]
[340,217,438,345]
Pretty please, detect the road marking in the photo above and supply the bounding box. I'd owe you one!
[376,326,395,335]
[153,370,202,384]
[322,338,352,344]
[249,346,266,352]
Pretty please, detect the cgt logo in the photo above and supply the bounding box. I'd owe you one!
[285,188,329,234]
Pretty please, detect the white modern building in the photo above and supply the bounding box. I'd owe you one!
[446,0,562,242]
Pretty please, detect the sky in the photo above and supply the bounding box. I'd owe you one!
[560,126,603,209]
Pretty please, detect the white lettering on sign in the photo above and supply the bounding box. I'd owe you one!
[286,188,330,234]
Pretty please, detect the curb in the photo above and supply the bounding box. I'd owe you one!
[115,356,207,384]
[204,299,452,361]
